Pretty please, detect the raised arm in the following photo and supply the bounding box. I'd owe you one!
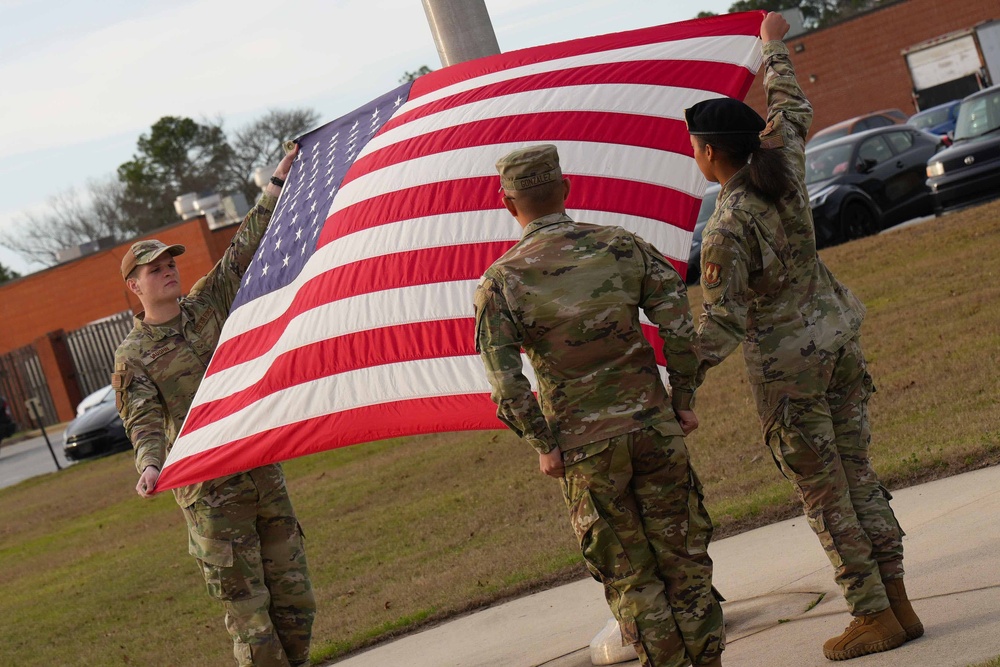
[759,13,812,183]
[196,144,300,310]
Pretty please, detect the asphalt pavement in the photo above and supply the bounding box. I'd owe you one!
[328,464,1000,667]
[0,430,73,489]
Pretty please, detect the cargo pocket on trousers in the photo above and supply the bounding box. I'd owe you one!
[686,468,713,555]
[879,484,905,537]
[188,530,235,600]
[805,509,844,568]
[569,488,634,583]
[763,396,820,481]
[859,371,876,447]
[618,611,640,645]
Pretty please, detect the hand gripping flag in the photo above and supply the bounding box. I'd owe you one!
[156,11,765,491]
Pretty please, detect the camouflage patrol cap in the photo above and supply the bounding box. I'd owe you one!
[496,144,562,191]
[121,239,185,280]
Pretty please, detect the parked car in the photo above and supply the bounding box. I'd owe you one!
[805,125,943,246]
[806,109,908,149]
[686,184,721,284]
[925,85,1000,214]
[907,100,961,144]
[0,396,17,444]
[75,384,115,417]
[63,384,130,460]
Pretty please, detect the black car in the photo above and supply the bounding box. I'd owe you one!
[63,385,131,460]
[686,184,721,284]
[0,396,17,444]
[925,85,1000,214]
[805,125,943,247]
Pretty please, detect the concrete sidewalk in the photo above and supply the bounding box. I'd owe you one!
[330,464,1000,667]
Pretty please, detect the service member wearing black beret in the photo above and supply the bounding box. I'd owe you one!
[686,12,921,663]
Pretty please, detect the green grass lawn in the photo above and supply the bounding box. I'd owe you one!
[970,658,1000,667]
[1,201,998,666]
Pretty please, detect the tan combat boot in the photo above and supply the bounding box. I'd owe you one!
[822,607,905,661]
[884,578,924,641]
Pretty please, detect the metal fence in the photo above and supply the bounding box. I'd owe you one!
[0,344,58,429]
[65,311,134,398]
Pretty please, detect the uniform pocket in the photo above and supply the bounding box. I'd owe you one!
[805,509,844,568]
[686,469,713,555]
[763,396,823,481]
[568,488,634,583]
[188,530,237,601]
[650,420,685,438]
[618,611,640,645]
[188,530,234,567]
[879,484,905,537]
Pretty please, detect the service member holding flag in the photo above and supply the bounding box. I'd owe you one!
[686,12,921,662]
[112,145,315,667]
[475,144,724,667]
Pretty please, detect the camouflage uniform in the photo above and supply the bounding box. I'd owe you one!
[114,195,315,667]
[694,41,905,615]
[475,212,723,667]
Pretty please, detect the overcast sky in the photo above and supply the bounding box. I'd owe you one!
[0,0,736,275]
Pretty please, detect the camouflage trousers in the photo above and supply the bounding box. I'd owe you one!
[560,421,724,667]
[751,336,905,616]
[182,464,316,667]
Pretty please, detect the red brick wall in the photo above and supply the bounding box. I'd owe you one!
[0,217,240,354]
[743,0,999,136]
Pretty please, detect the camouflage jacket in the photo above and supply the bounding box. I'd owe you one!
[474,213,697,455]
[695,41,865,386]
[113,193,278,507]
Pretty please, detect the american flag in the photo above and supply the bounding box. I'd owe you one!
[155,12,765,492]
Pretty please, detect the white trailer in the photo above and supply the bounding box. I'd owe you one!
[903,20,1000,111]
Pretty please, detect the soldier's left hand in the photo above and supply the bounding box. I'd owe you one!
[539,447,565,478]
[274,142,300,181]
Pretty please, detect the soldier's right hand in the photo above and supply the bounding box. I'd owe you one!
[676,409,699,436]
[136,465,160,498]
[539,447,565,479]
[760,12,790,43]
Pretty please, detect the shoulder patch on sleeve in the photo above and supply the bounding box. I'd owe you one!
[699,233,742,300]
[703,262,722,288]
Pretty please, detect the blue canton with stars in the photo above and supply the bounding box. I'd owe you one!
[232,82,413,312]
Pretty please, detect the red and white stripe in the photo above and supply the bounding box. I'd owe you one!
[156,12,764,492]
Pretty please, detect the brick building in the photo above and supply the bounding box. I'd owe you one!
[0,216,240,423]
[743,0,998,135]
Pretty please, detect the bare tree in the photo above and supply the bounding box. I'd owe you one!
[1,108,319,267]
[0,178,129,266]
[228,109,320,202]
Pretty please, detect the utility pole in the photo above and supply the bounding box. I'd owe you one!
[421,0,501,67]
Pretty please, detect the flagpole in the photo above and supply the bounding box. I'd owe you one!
[420,0,501,67]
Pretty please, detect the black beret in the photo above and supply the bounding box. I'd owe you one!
[685,98,766,136]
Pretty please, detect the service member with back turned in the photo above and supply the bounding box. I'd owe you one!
[113,145,316,667]
[475,145,725,667]
[686,11,921,662]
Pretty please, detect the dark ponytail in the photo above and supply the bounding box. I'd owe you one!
[695,134,794,204]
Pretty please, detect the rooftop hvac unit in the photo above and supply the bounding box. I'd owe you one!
[206,193,250,231]
[193,193,222,215]
[54,236,117,264]
[253,163,280,189]
[174,192,201,220]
